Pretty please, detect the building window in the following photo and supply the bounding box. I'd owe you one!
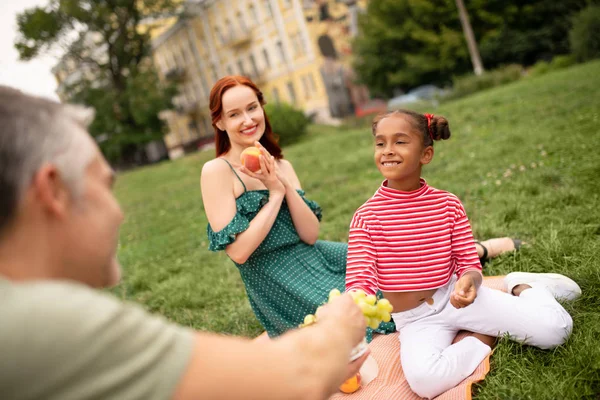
[276,40,285,64]
[262,48,271,68]
[215,27,225,44]
[249,54,259,76]
[203,117,212,136]
[187,85,196,103]
[188,120,199,139]
[237,59,246,76]
[272,87,280,104]
[225,19,233,40]
[286,81,297,104]
[264,0,273,18]
[292,32,305,57]
[249,4,259,25]
[237,12,247,32]
[308,73,317,91]
[301,75,310,99]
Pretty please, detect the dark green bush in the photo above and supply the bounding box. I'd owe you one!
[569,5,600,62]
[550,54,577,69]
[447,64,523,100]
[529,55,577,77]
[529,60,551,77]
[264,102,310,147]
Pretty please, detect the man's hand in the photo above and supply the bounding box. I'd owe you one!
[451,272,481,308]
[316,293,366,348]
[343,350,370,381]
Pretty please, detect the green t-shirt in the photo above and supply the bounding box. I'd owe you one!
[0,277,194,400]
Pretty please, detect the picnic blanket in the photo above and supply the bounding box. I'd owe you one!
[329,276,505,400]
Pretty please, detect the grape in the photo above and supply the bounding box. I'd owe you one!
[368,317,380,330]
[299,288,393,331]
[381,312,391,323]
[365,295,377,306]
[365,304,378,318]
[299,313,317,328]
[329,288,341,301]
[377,298,393,313]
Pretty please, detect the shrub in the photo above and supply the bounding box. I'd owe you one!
[529,60,551,77]
[529,55,577,77]
[264,102,310,147]
[569,5,600,62]
[447,64,523,100]
[550,54,577,69]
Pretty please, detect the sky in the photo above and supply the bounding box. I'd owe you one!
[0,0,60,101]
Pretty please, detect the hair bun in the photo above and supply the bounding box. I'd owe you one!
[431,116,451,141]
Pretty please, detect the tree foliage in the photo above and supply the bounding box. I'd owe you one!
[353,0,598,97]
[15,0,179,164]
[569,4,600,62]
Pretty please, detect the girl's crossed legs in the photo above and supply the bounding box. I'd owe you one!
[393,274,577,399]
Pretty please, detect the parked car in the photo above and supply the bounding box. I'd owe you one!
[387,85,448,109]
[355,99,388,118]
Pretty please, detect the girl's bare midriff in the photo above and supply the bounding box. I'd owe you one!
[383,288,440,313]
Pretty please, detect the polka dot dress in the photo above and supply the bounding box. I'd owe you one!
[207,188,396,340]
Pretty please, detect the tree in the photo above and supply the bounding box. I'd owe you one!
[353,0,597,97]
[15,0,180,164]
[455,0,484,75]
[352,0,472,98]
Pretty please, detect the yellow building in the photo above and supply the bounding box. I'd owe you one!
[153,0,371,159]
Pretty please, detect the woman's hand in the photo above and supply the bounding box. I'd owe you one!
[256,141,292,190]
[240,142,285,195]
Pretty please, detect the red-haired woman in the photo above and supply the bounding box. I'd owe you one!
[200,75,519,339]
[200,75,391,339]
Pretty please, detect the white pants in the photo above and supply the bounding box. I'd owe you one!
[391,276,573,399]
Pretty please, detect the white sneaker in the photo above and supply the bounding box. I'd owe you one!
[504,272,582,301]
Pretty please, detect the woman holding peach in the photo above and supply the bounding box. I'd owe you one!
[200,75,517,339]
[200,75,386,338]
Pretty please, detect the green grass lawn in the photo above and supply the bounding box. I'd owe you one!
[113,60,600,399]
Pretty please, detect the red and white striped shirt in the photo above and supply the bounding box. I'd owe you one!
[345,179,482,295]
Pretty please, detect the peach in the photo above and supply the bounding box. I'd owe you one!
[339,372,361,394]
[240,146,262,172]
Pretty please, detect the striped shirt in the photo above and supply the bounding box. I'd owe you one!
[345,179,482,294]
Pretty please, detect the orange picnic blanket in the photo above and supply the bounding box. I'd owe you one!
[330,276,505,400]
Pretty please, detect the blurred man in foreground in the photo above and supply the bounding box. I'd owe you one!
[0,86,367,400]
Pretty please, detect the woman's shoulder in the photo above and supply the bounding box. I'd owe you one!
[277,158,294,170]
[202,158,230,174]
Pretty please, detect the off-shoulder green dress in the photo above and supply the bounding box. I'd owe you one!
[207,160,395,339]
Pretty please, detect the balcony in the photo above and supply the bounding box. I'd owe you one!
[248,68,268,85]
[224,28,251,48]
[165,67,187,82]
[176,100,200,117]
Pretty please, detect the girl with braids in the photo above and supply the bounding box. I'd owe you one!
[345,110,581,399]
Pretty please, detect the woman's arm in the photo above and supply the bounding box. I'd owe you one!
[201,158,285,264]
[277,159,320,245]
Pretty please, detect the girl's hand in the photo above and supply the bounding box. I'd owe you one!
[240,143,285,195]
[451,274,478,308]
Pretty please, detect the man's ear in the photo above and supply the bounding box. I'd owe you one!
[32,164,72,217]
[420,146,434,165]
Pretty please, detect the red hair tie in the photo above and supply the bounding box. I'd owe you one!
[424,113,434,141]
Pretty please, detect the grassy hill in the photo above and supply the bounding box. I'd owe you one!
[114,60,600,399]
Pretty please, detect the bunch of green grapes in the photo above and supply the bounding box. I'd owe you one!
[300,289,394,329]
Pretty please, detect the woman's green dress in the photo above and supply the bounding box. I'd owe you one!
[207,161,395,339]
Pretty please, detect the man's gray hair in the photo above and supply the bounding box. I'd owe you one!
[0,86,96,233]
